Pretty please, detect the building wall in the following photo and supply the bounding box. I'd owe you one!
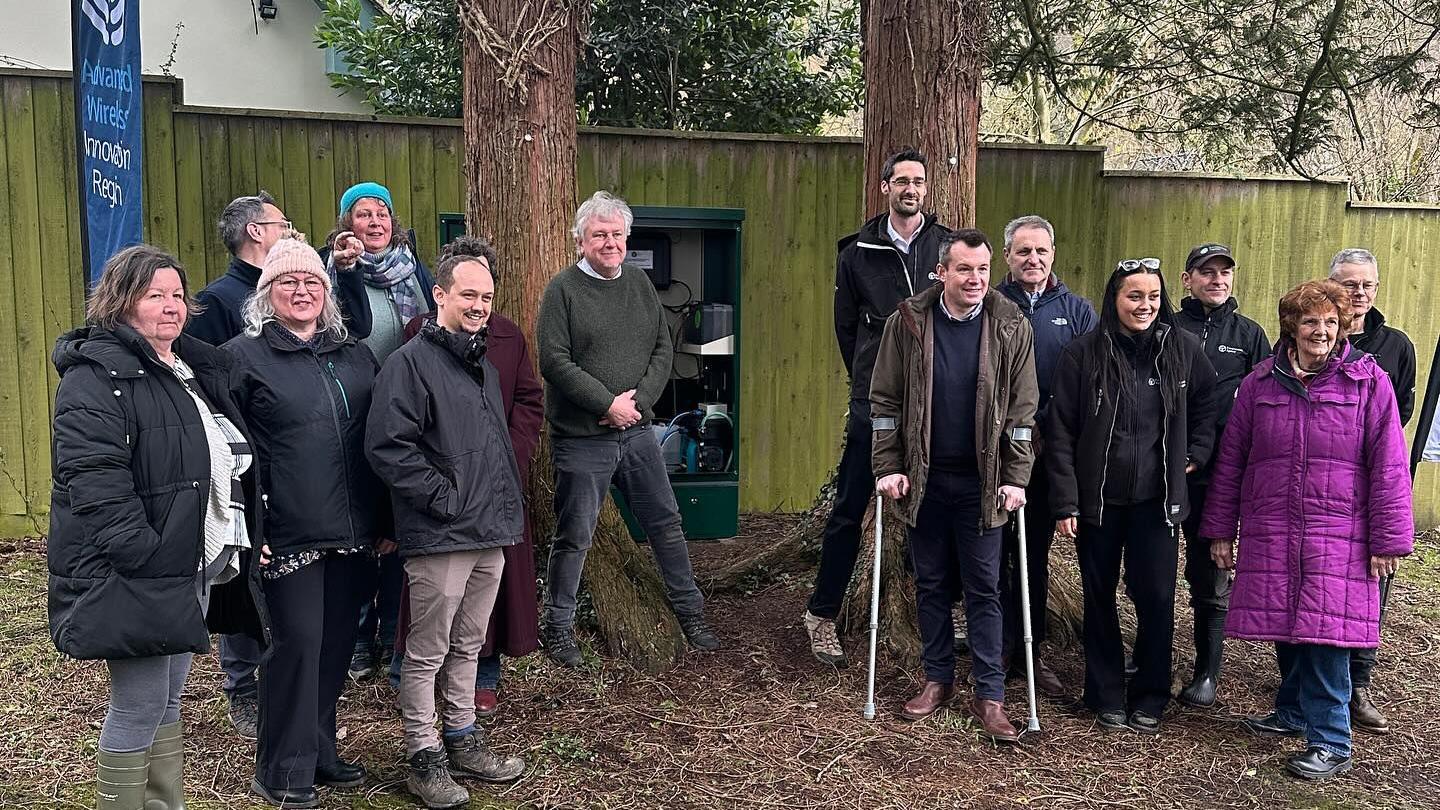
[1,70,1437,535]
[0,1,366,114]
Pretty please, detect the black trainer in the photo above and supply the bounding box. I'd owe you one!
[228,692,259,740]
[1128,710,1162,735]
[678,614,720,651]
[1285,747,1352,780]
[1242,712,1306,739]
[1096,709,1129,732]
[544,625,584,668]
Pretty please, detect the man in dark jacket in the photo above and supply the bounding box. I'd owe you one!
[1329,247,1418,735]
[803,149,954,667]
[1413,333,1440,475]
[869,228,1038,739]
[366,254,526,809]
[537,191,718,667]
[1173,243,1271,709]
[185,192,373,739]
[994,214,1097,696]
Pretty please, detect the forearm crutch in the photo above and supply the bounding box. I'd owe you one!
[863,492,884,720]
[1016,504,1041,733]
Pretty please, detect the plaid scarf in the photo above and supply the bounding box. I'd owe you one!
[358,243,422,322]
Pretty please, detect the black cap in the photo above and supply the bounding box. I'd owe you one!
[1185,243,1235,272]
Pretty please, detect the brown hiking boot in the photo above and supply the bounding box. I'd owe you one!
[802,611,848,668]
[1350,687,1390,735]
[969,697,1020,743]
[445,729,526,783]
[407,746,469,809]
[900,681,954,721]
[1034,657,1065,697]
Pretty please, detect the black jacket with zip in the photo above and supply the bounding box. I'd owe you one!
[1174,296,1271,481]
[1350,307,1416,426]
[224,322,388,556]
[365,320,524,557]
[834,212,953,404]
[1412,330,1440,475]
[1047,321,1218,526]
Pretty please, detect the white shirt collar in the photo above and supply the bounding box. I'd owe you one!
[577,257,620,281]
[938,295,983,322]
[886,217,917,254]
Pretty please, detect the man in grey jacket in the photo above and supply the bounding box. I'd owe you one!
[536,190,719,667]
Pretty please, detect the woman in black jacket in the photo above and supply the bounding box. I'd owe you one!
[1047,259,1218,734]
[49,245,263,810]
[225,238,388,808]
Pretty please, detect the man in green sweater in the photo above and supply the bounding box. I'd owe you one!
[536,191,720,667]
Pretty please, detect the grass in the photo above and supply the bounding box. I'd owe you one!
[3,525,1440,809]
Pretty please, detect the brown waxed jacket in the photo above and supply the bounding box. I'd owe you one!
[869,285,1039,528]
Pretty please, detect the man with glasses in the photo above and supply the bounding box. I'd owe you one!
[186,191,373,739]
[1327,247,1417,736]
[803,149,954,668]
[1173,243,1270,709]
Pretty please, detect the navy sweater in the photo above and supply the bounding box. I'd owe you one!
[929,300,982,476]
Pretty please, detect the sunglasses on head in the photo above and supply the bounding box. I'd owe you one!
[1116,257,1161,273]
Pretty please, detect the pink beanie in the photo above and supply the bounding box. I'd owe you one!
[258,239,331,292]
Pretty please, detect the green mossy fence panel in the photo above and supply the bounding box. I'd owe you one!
[2,69,1437,531]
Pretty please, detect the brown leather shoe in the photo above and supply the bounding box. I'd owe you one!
[1351,687,1390,735]
[970,697,1020,743]
[899,682,954,721]
[1034,658,1065,697]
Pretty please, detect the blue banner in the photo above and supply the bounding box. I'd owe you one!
[72,0,144,286]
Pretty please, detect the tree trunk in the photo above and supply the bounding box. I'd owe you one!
[851,0,988,666]
[459,0,684,674]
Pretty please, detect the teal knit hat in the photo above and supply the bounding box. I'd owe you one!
[339,181,393,216]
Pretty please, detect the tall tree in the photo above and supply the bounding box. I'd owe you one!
[458,0,686,674]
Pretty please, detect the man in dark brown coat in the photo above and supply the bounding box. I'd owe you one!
[870,228,1039,741]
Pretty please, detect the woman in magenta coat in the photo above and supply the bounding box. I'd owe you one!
[1201,279,1412,781]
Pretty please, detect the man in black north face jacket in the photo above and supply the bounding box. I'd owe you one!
[802,148,953,667]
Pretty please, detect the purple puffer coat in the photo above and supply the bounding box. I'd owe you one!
[1198,341,1414,648]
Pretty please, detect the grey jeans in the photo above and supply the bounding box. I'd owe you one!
[544,428,704,629]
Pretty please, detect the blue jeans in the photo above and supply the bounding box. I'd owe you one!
[1275,642,1353,757]
[355,551,404,653]
[475,653,502,690]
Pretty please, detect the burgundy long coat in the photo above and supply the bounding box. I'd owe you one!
[398,312,544,659]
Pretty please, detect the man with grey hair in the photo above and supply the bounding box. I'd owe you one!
[536,190,718,667]
[1327,246,1417,736]
[994,213,1096,697]
[185,191,372,740]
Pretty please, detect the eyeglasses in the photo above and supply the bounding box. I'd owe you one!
[254,219,293,230]
[276,277,325,293]
[1117,257,1161,273]
[1338,281,1378,294]
[887,177,927,188]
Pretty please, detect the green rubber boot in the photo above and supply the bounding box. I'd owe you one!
[97,749,148,810]
[145,722,185,810]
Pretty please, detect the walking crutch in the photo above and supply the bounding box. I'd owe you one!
[863,492,884,720]
[1015,504,1042,733]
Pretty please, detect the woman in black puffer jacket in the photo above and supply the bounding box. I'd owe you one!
[49,245,264,810]
[224,238,387,808]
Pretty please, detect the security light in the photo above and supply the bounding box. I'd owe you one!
[258,0,278,20]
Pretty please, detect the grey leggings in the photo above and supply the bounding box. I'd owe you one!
[99,653,195,753]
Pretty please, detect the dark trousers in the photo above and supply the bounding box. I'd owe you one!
[220,633,261,701]
[1350,576,1392,689]
[257,553,374,790]
[1000,455,1053,654]
[1180,481,1232,616]
[808,404,873,620]
[910,471,1005,700]
[1076,500,1178,716]
[545,428,704,629]
[355,550,405,653]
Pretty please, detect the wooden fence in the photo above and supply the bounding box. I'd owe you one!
[2,68,1437,534]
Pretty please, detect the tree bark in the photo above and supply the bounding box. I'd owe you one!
[460,0,684,674]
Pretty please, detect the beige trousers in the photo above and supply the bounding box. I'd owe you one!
[400,548,505,754]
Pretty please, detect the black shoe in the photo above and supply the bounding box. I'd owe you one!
[1242,712,1306,738]
[678,614,720,651]
[1096,709,1129,732]
[228,692,259,740]
[348,645,376,681]
[1128,710,1162,734]
[544,626,584,668]
[251,779,320,809]
[1285,747,1353,780]
[315,760,366,788]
